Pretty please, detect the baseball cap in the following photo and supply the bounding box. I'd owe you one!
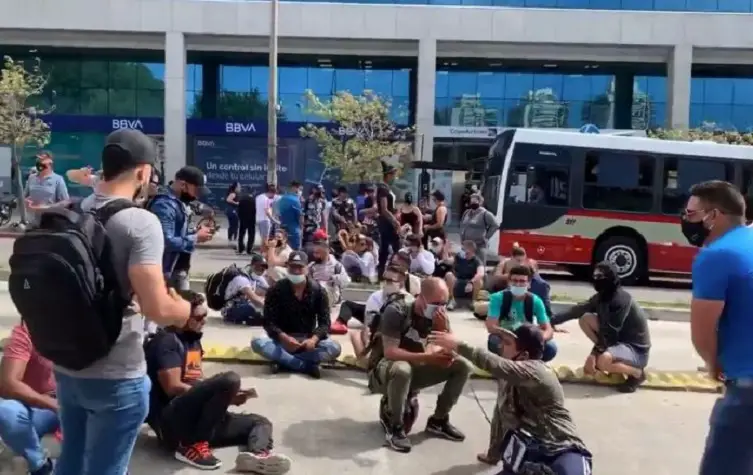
[102,129,157,167]
[500,323,545,360]
[381,160,398,174]
[175,166,209,196]
[312,229,328,242]
[286,250,308,267]
[249,252,268,268]
[36,150,53,161]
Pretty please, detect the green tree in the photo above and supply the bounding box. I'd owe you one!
[0,56,53,224]
[190,89,286,121]
[649,128,753,145]
[299,90,413,183]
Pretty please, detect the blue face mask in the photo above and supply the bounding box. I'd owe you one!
[288,274,306,284]
[510,285,527,297]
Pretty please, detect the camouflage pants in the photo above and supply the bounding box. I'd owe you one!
[369,358,472,426]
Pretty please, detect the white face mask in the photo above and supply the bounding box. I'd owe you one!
[288,274,306,284]
[510,285,527,297]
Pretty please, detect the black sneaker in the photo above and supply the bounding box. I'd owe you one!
[617,370,646,393]
[385,425,412,453]
[304,364,321,380]
[175,441,222,470]
[426,416,466,442]
[31,458,54,475]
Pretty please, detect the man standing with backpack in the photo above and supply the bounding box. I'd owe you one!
[9,129,203,475]
[485,265,558,362]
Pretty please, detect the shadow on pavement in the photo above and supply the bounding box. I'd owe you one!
[282,417,384,464]
[563,383,620,400]
[429,462,491,475]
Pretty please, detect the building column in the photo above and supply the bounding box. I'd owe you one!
[164,32,186,179]
[667,44,692,130]
[201,60,219,119]
[613,72,635,130]
[414,39,436,163]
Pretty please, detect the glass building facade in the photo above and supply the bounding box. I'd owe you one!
[275,0,753,11]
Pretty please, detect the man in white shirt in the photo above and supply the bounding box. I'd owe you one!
[221,254,268,326]
[309,239,350,308]
[255,184,276,244]
[404,234,436,276]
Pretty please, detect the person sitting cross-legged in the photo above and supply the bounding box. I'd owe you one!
[0,323,61,475]
[146,289,292,474]
[367,277,471,453]
[486,264,558,362]
[551,261,651,393]
[251,251,342,378]
[444,240,485,310]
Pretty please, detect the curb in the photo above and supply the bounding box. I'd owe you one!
[200,344,721,394]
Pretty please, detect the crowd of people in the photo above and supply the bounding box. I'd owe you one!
[3,127,745,475]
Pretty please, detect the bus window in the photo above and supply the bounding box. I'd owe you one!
[741,165,753,223]
[582,151,655,212]
[662,157,734,214]
[506,143,570,207]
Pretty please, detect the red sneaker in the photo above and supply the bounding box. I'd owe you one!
[53,429,63,442]
[329,320,348,335]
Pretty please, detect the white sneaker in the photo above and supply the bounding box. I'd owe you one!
[234,451,292,474]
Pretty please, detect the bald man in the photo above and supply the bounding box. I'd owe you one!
[366,277,471,453]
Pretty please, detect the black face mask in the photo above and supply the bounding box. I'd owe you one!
[592,278,614,294]
[35,161,46,172]
[179,191,196,204]
[681,219,709,247]
[313,257,324,264]
[469,203,480,210]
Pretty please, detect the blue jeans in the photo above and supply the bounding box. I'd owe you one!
[251,335,342,373]
[284,228,302,250]
[0,399,59,471]
[54,372,151,475]
[225,209,239,241]
[488,334,558,362]
[700,381,753,475]
[222,301,263,326]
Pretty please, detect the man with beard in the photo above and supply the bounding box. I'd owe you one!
[149,166,214,288]
[551,261,651,393]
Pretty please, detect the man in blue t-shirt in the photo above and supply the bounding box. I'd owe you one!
[683,180,753,475]
[276,180,303,250]
[485,265,557,362]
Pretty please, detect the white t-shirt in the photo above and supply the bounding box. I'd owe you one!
[341,250,378,282]
[408,249,436,275]
[225,275,254,301]
[255,193,274,223]
[364,289,385,327]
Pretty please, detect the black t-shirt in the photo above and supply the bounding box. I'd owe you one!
[376,183,395,228]
[454,254,483,280]
[145,330,204,421]
[237,193,256,221]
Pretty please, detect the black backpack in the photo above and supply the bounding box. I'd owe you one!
[364,292,412,354]
[8,200,136,371]
[204,264,248,310]
[499,290,535,323]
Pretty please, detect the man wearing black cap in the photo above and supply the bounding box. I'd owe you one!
[250,251,342,378]
[377,161,401,277]
[148,166,214,289]
[54,129,198,475]
[429,323,592,474]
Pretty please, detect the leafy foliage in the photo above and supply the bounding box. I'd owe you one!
[0,56,53,223]
[649,126,753,145]
[299,90,413,184]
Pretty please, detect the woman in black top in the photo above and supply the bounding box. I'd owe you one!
[398,192,422,236]
[225,181,240,242]
[423,190,448,247]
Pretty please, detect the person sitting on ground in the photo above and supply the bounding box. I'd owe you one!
[404,233,435,276]
[339,230,378,284]
[429,236,453,279]
[495,243,538,277]
[308,238,351,308]
[551,261,651,393]
[0,323,60,475]
[368,277,471,453]
[145,290,292,473]
[220,253,269,326]
[251,251,342,378]
[472,274,510,319]
[445,240,485,310]
[264,230,293,285]
[391,249,422,297]
[486,265,558,362]
[428,324,592,473]
[347,265,410,362]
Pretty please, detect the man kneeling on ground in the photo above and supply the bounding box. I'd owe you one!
[429,324,592,474]
[251,251,342,378]
[486,265,557,362]
[146,290,292,473]
[367,277,471,453]
[0,323,60,475]
[552,261,651,393]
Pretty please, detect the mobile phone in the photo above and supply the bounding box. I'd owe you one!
[241,388,258,398]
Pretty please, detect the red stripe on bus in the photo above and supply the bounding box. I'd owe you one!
[564,209,680,224]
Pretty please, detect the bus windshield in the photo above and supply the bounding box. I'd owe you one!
[482,129,515,215]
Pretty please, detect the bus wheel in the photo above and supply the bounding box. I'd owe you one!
[594,236,646,285]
